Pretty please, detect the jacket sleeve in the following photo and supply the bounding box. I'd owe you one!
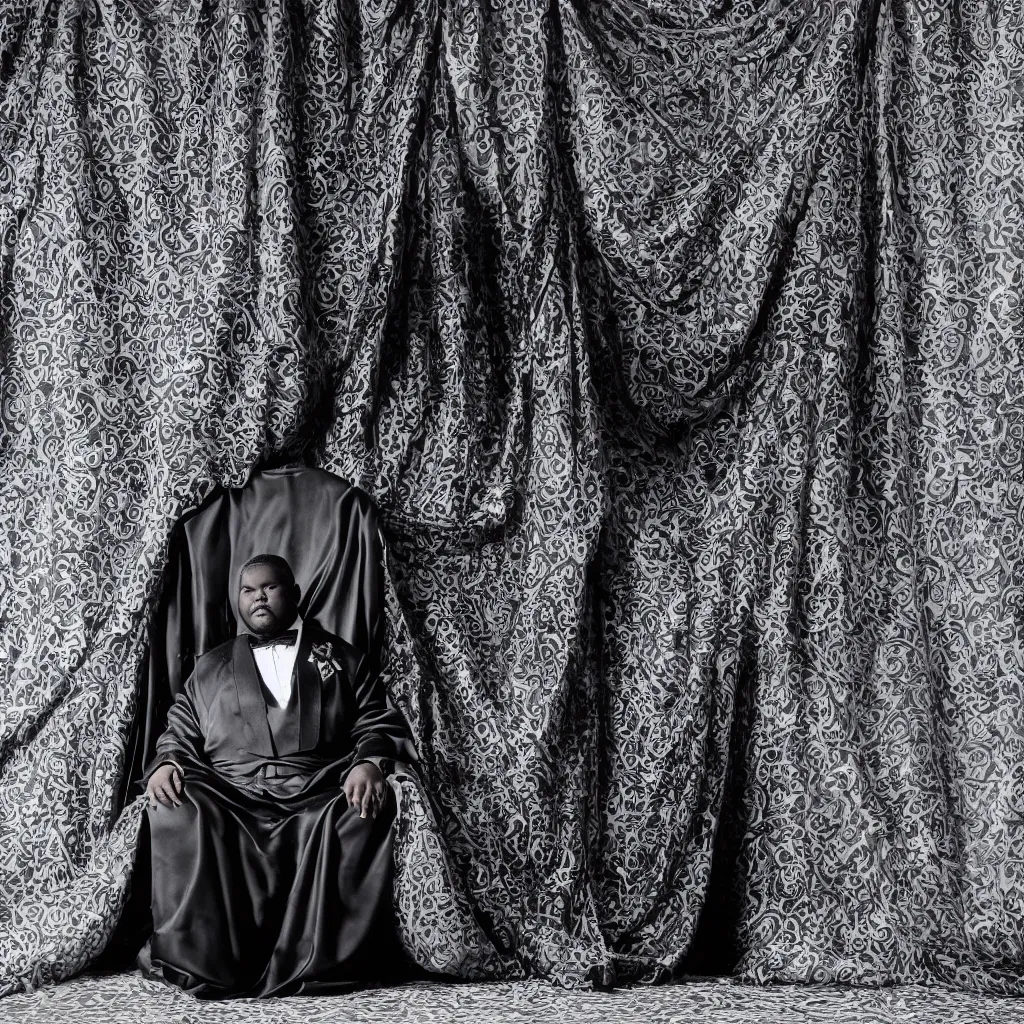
[143,676,206,782]
[345,647,415,764]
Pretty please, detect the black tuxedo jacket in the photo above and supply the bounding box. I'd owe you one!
[148,623,410,797]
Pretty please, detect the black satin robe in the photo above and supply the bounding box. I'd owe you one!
[142,623,411,998]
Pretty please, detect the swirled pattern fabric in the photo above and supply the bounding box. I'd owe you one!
[8,975,1024,1024]
[2,0,1024,997]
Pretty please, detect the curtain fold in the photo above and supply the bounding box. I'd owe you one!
[1,0,1023,996]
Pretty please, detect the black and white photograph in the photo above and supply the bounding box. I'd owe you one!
[1,1,1022,1022]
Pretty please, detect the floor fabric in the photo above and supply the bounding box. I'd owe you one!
[1,975,1022,1024]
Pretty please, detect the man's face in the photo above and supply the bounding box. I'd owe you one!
[238,563,300,637]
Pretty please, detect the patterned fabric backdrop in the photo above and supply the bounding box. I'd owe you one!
[1,0,1023,998]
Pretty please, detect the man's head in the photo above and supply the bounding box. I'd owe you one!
[238,554,301,638]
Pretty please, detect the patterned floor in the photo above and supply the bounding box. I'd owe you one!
[1,974,1023,1024]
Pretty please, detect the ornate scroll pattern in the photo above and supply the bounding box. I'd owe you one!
[2,0,1024,997]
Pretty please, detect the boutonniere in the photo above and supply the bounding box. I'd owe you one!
[309,641,344,681]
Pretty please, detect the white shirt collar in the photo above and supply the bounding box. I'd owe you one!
[250,615,304,708]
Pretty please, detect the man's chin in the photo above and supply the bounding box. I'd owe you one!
[244,614,282,636]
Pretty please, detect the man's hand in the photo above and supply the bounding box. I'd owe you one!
[343,761,386,819]
[147,764,184,809]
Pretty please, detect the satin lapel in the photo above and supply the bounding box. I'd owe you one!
[232,635,275,757]
[294,627,322,752]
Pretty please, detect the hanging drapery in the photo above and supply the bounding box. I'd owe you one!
[1,0,1023,996]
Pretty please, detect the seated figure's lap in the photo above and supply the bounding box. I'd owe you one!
[146,785,388,845]
[147,797,200,855]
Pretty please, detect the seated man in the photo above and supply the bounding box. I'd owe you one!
[139,553,412,998]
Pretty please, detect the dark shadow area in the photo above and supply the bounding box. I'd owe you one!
[678,638,757,979]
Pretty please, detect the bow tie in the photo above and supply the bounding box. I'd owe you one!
[249,630,298,650]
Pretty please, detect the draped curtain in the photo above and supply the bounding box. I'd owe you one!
[2,0,1023,995]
